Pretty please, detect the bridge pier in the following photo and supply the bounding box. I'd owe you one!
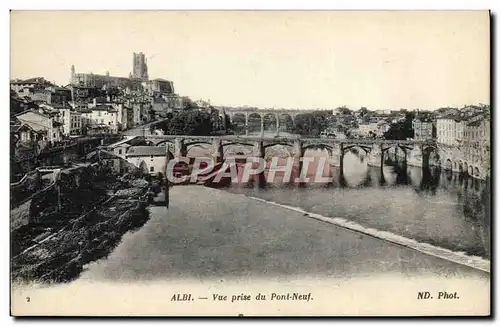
[380,144,385,170]
[294,140,305,184]
[260,116,264,137]
[212,138,224,163]
[252,140,266,187]
[222,112,227,135]
[276,114,280,136]
[421,144,429,170]
[175,138,187,159]
[245,114,249,136]
[253,140,265,158]
[339,143,345,174]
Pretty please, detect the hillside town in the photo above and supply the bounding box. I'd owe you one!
[9,10,492,318]
[10,53,491,181]
[10,53,491,284]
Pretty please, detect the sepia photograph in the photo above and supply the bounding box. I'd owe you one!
[9,10,491,316]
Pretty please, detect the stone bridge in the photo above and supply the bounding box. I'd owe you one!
[219,108,321,136]
[145,135,443,172]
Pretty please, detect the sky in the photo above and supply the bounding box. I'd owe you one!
[10,10,490,110]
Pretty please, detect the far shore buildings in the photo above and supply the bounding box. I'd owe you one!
[412,112,434,141]
[435,106,490,174]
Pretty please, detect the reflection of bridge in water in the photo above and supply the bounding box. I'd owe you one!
[147,135,436,174]
[144,135,488,180]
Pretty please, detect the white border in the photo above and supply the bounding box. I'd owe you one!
[2,1,497,324]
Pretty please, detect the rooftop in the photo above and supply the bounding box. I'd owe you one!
[107,136,139,149]
[93,105,117,112]
[436,114,465,121]
[11,77,55,86]
[86,149,123,161]
[126,146,166,157]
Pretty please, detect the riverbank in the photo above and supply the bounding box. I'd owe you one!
[72,185,489,282]
[11,184,489,316]
[11,169,156,284]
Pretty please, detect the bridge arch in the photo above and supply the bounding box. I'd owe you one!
[184,140,213,148]
[342,144,372,154]
[458,161,464,174]
[278,113,295,132]
[474,166,480,177]
[222,141,255,148]
[230,113,247,134]
[302,143,335,152]
[468,165,473,176]
[264,143,294,157]
[444,158,453,171]
[263,142,295,150]
[222,141,254,156]
[463,162,469,175]
[185,143,213,157]
[247,112,263,134]
[262,113,277,132]
[154,139,175,147]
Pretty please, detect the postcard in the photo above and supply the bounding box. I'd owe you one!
[10,10,491,316]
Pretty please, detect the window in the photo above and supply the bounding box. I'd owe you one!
[150,166,154,172]
[118,149,122,155]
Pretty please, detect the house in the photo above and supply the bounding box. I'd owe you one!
[10,77,55,96]
[80,104,119,134]
[412,114,434,141]
[142,78,175,95]
[15,109,63,143]
[13,123,45,144]
[39,103,82,136]
[125,146,166,176]
[106,136,149,159]
[463,113,490,164]
[436,114,465,146]
[86,149,139,174]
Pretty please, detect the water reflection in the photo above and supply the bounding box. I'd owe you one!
[223,150,491,259]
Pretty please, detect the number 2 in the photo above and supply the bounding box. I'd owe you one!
[26,297,30,302]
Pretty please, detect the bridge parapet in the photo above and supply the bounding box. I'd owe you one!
[145,134,435,145]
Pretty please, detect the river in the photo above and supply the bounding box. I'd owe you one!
[219,148,491,260]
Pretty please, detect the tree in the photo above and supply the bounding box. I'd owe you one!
[224,114,232,131]
[81,124,90,136]
[336,106,352,115]
[182,97,199,110]
[106,86,122,101]
[294,111,333,136]
[157,110,215,136]
[359,107,369,117]
[383,111,415,140]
